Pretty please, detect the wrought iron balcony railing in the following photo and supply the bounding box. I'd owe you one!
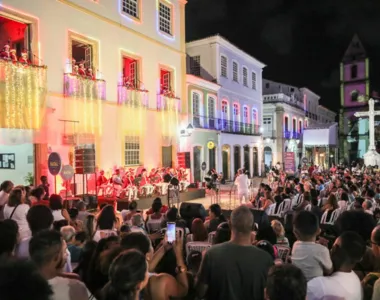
[292,131,301,139]
[284,130,292,139]
[192,115,261,136]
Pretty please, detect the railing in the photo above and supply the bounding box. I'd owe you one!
[192,115,261,135]
[117,85,148,107]
[64,73,106,100]
[284,130,291,139]
[292,131,301,139]
[263,130,277,139]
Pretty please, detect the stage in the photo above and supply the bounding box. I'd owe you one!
[96,188,206,211]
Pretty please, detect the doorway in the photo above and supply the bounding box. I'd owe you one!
[234,145,241,174]
[209,147,216,170]
[264,146,272,169]
[193,146,202,182]
[253,147,259,176]
[162,146,172,167]
[222,145,230,180]
[243,145,250,175]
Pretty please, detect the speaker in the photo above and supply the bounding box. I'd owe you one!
[185,152,191,169]
[75,145,96,174]
[180,202,207,220]
[249,209,270,229]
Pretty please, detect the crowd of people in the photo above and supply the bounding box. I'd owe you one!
[0,162,379,300]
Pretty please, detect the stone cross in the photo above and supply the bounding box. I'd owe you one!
[354,98,380,151]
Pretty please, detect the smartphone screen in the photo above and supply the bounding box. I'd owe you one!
[167,222,176,243]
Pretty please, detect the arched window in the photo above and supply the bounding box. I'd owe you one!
[243,106,248,123]
[284,116,289,131]
[298,120,302,133]
[292,118,297,132]
[222,100,228,114]
[351,64,358,79]
[233,103,239,116]
[252,109,258,125]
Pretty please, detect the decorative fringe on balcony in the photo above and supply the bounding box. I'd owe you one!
[159,95,179,143]
[0,60,47,130]
[64,74,106,101]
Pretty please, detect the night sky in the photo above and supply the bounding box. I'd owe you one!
[185,0,380,112]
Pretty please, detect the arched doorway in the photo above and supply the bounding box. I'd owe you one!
[234,145,241,174]
[264,146,272,169]
[222,145,230,180]
[193,146,202,182]
[209,146,216,170]
[253,147,259,176]
[243,145,250,174]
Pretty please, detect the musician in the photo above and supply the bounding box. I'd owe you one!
[97,170,109,196]
[234,169,250,204]
[112,169,123,198]
[140,169,154,196]
[178,168,190,192]
[122,169,138,201]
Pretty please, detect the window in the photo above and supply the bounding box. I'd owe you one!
[252,109,258,125]
[243,67,248,86]
[265,82,269,89]
[0,17,29,60]
[221,55,227,77]
[251,72,257,89]
[159,2,172,35]
[263,117,272,132]
[351,89,359,102]
[232,62,238,82]
[243,107,248,118]
[121,0,139,19]
[284,116,289,131]
[208,97,215,118]
[190,56,201,76]
[222,101,228,114]
[125,136,140,165]
[292,119,296,132]
[193,93,200,116]
[160,68,172,92]
[123,56,139,88]
[233,103,239,116]
[351,64,358,79]
[72,39,93,70]
[299,120,302,133]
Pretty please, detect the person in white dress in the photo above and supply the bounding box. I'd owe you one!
[3,187,31,240]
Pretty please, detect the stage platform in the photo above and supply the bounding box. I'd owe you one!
[97,188,206,211]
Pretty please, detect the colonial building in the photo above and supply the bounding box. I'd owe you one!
[262,79,336,170]
[338,35,380,164]
[183,35,265,180]
[0,0,186,188]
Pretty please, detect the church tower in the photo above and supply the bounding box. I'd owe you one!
[339,35,370,163]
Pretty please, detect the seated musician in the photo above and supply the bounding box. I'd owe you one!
[178,168,190,192]
[112,168,123,198]
[97,170,109,196]
[139,169,154,196]
[122,169,138,201]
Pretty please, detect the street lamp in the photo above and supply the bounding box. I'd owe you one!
[180,123,194,137]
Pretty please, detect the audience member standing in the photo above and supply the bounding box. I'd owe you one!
[234,169,250,204]
[196,205,273,300]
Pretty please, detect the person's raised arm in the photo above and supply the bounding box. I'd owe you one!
[195,249,211,299]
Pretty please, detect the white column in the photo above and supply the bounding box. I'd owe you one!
[240,145,244,171]
[249,146,254,176]
[217,133,222,173]
[230,145,234,180]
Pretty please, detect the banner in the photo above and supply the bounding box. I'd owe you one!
[284,152,295,174]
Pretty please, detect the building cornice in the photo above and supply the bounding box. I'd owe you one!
[300,87,320,100]
[57,0,185,56]
[186,75,221,91]
[186,35,266,69]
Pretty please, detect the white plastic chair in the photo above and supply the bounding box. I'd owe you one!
[186,241,212,257]
[304,204,312,211]
[320,209,340,225]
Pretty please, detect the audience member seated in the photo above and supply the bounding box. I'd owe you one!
[30,187,47,206]
[0,258,53,300]
[49,194,70,222]
[292,211,333,281]
[213,222,231,245]
[204,204,226,233]
[271,220,289,247]
[307,231,366,300]
[0,180,14,219]
[161,207,188,233]
[102,249,149,300]
[146,199,164,233]
[196,205,273,300]
[93,205,118,242]
[29,230,90,300]
[0,219,18,258]
[121,200,138,225]
[130,214,147,234]
[17,205,54,258]
[68,208,83,231]
[76,201,90,223]
[266,264,307,300]
[3,188,31,240]
[188,218,208,242]
[146,197,169,216]
[61,226,83,266]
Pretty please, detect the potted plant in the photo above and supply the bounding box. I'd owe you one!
[24,172,34,186]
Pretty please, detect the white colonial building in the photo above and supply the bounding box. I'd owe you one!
[183,35,265,181]
[262,79,337,170]
[0,0,186,188]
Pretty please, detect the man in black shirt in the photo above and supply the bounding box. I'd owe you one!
[196,205,273,300]
[38,176,49,200]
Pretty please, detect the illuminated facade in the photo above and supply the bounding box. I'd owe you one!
[0,0,186,187]
[262,79,336,169]
[185,35,264,179]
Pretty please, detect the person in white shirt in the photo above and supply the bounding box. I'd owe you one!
[234,169,250,204]
[307,231,366,300]
[3,187,31,240]
[0,180,14,208]
[29,229,91,300]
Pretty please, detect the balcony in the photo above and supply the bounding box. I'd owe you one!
[64,73,106,100]
[292,131,302,139]
[118,84,148,107]
[157,89,180,111]
[192,115,261,136]
[284,130,292,139]
[0,59,47,130]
